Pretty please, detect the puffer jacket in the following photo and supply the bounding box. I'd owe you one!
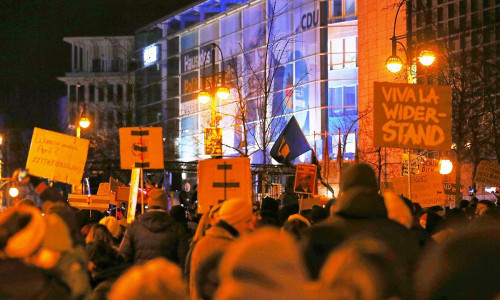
[119,210,190,267]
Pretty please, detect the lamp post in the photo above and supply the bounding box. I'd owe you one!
[198,43,229,157]
[385,0,436,76]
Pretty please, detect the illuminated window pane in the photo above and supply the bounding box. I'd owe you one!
[345,0,356,15]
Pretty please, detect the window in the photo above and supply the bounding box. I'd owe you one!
[69,85,76,102]
[98,85,105,102]
[92,58,101,72]
[77,85,85,101]
[117,85,123,102]
[329,36,357,70]
[330,0,356,21]
[328,85,357,116]
[126,84,133,101]
[89,85,95,102]
[107,85,114,102]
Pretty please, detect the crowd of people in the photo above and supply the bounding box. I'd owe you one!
[0,163,499,300]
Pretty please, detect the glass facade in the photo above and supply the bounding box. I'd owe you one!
[135,0,358,163]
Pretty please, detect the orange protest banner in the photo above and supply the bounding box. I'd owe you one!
[197,157,251,214]
[474,160,500,188]
[373,82,452,151]
[392,172,446,207]
[26,128,89,186]
[119,127,164,170]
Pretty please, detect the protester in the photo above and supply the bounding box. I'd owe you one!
[189,197,253,300]
[86,224,115,247]
[282,213,311,240]
[257,197,280,227]
[327,163,420,279]
[109,258,188,300]
[87,241,129,300]
[99,216,123,246]
[311,205,328,225]
[215,228,321,300]
[119,189,190,267]
[475,200,494,216]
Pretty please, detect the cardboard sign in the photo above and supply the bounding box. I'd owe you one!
[127,168,141,224]
[474,160,500,188]
[401,153,439,176]
[197,157,251,214]
[204,127,223,156]
[373,82,452,151]
[294,164,318,195]
[120,127,164,169]
[392,172,446,207]
[26,127,89,186]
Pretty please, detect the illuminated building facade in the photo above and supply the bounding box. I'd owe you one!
[135,0,359,166]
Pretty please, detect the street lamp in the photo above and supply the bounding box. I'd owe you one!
[386,0,436,74]
[439,159,453,175]
[197,43,229,157]
[76,107,91,138]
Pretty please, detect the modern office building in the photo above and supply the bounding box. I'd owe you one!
[134,0,359,169]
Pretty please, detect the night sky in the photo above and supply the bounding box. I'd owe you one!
[0,0,196,130]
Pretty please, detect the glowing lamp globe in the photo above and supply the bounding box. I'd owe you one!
[216,87,230,100]
[79,117,91,129]
[198,91,211,104]
[418,49,436,66]
[386,55,403,73]
[439,159,453,175]
[9,187,19,198]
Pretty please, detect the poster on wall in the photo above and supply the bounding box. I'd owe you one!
[373,82,452,151]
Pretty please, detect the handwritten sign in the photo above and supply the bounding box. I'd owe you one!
[401,153,439,176]
[294,164,318,195]
[119,127,164,169]
[373,82,452,151]
[474,160,500,187]
[26,128,89,186]
[392,172,446,207]
[197,157,251,214]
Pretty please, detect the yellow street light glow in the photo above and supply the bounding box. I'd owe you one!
[216,87,230,100]
[79,117,91,129]
[386,55,403,73]
[9,187,19,198]
[0,135,3,145]
[198,91,211,104]
[439,159,453,175]
[418,49,436,66]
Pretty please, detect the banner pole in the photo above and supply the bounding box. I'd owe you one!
[407,149,412,200]
[140,167,144,214]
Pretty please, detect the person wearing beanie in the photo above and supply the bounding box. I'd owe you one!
[326,163,419,280]
[99,216,123,246]
[189,197,254,300]
[0,206,72,299]
[282,213,311,240]
[119,189,190,267]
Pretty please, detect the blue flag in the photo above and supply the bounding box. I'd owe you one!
[270,116,311,164]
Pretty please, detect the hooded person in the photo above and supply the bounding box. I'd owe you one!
[318,237,410,300]
[327,163,419,279]
[99,216,123,246]
[189,197,254,300]
[109,257,187,300]
[0,206,71,299]
[215,228,324,300]
[119,189,190,267]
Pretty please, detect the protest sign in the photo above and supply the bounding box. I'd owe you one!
[392,172,446,207]
[26,127,89,186]
[401,153,439,176]
[294,164,317,195]
[373,82,452,151]
[197,157,251,214]
[474,160,500,188]
[120,127,164,169]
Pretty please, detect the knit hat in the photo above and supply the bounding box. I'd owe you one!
[218,197,253,226]
[341,163,378,192]
[0,206,46,258]
[99,216,121,239]
[42,213,72,253]
[148,189,167,209]
[287,214,311,227]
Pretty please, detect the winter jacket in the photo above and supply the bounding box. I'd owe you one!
[328,187,420,278]
[89,263,129,300]
[189,224,238,300]
[0,258,71,299]
[119,210,190,267]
